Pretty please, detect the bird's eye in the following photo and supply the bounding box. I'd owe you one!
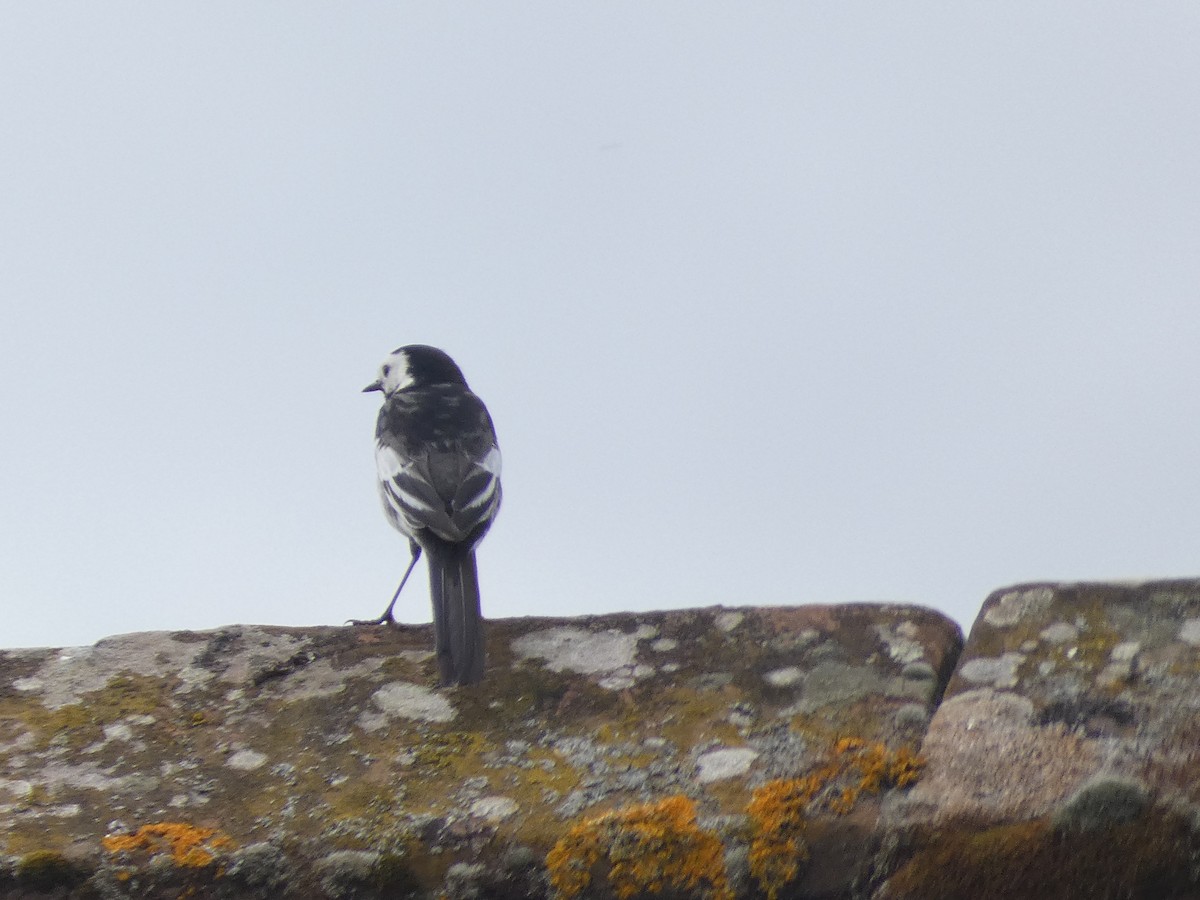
[382,365,391,376]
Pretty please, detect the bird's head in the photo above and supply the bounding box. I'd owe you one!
[363,345,468,396]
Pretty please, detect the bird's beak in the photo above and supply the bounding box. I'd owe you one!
[362,380,383,393]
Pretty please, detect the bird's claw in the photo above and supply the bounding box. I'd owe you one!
[346,615,398,627]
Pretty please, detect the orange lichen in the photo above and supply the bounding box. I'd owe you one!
[746,778,813,899]
[101,822,235,868]
[834,737,925,800]
[748,739,925,900]
[546,795,732,900]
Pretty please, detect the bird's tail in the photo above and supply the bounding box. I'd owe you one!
[428,545,485,685]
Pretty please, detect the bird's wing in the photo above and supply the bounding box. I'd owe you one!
[376,442,501,544]
[448,445,502,533]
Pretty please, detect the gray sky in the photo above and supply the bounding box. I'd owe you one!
[3,4,1198,650]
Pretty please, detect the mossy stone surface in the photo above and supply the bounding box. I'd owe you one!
[876,579,1200,899]
[0,604,959,898]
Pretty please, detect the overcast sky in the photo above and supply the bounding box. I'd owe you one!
[2,4,1198,650]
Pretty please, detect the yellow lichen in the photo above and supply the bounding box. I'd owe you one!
[0,673,167,751]
[746,778,813,899]
[101,822,235,868]
[747,739,925,900]
[546,795,732,900]
[832,737,925,801]
[410,730,487,773]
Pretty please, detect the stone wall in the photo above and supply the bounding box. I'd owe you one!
[2,579,1199,898]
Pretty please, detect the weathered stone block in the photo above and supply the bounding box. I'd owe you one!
[878,579,1200,899]
[0,603,960,899]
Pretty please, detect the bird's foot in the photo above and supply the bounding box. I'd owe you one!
[346,613,399,627]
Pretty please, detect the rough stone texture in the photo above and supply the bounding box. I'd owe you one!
[877,579,1200,899]
[0,603,960,899]
[15,580,1200,899]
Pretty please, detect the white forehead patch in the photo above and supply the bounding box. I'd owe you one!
[378,350,414,395]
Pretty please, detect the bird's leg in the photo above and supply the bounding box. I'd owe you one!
[348,542,422,626]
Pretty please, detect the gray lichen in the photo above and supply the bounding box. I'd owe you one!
[1052,774,1150,833]
[316,849,382,898]
[223,841,292,895]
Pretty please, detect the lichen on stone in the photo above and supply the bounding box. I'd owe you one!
[315,849,382,898]
[101,822,235,867]
[1052,773,1150,833]
[885,807,1200,899]
[0,605,964,897]
[223,841,293,893]
[360,680,457,728]
[747,738,924,900]
[695,747,760,784]
[14,849,89,890]
[983,587,1054,628]
[957,652,1025,689]
[546,795,732,900]
[512,625,658,685]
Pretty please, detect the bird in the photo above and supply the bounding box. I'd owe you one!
[352,344,502,686]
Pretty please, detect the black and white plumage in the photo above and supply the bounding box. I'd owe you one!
[354,345,501,686]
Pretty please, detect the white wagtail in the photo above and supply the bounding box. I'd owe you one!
[352,345,502,686]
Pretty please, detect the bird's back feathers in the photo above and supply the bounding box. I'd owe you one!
[374,384,501,546]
